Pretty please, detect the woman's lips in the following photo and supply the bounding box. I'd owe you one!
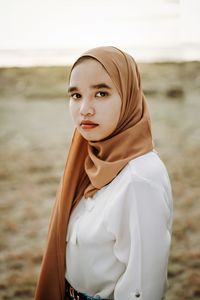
[80,120,99,130]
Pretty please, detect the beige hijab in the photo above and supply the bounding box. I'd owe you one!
[35,46,154,300]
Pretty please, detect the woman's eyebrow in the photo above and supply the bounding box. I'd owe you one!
[68,86,78,93]
[90,83,112,90]
[68,83,112,94]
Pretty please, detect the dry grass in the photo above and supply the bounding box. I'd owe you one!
[0,62,200,299]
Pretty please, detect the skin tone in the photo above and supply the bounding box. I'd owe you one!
[68,58,122,142]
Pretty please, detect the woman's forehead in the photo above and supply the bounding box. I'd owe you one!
[70,58,114,86]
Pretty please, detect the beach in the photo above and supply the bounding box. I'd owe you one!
[0,61,200,299]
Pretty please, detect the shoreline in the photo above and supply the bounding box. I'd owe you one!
[0,46,200,68]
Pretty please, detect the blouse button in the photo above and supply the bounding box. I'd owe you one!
[134,291,141,298]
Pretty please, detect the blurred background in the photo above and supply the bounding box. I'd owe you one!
[0,0,199,299]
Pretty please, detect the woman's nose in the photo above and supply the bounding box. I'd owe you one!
[80,99,95,116]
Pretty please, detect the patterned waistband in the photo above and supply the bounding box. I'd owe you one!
[65,280,111,300]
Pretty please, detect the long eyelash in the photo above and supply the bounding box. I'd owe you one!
[96,91,109,96]
[71,93,81,98]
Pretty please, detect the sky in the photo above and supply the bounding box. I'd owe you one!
[0,0,200,65]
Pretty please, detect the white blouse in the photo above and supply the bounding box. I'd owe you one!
[65,150,173,300]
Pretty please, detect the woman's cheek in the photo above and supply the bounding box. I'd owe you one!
[69,102,77,123]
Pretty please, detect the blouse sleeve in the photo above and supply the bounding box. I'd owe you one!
[105,169,173,300]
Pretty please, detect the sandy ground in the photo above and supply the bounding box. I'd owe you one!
[0,62,200,300]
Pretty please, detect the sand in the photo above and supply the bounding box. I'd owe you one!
[0,62,200,299]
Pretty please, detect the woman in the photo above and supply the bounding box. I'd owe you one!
[35,46,173,300]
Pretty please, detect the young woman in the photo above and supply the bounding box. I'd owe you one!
[35,46,173,300]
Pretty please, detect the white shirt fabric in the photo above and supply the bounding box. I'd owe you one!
[65,150,173,300]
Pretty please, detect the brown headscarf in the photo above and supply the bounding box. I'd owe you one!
[35,46,154,300]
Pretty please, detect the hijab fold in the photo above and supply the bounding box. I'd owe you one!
[35,46,154,300]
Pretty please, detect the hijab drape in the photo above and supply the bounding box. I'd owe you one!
[35,46,154,300]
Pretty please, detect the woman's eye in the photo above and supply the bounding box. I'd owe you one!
[71,93,81,99]
[96,91,108,98]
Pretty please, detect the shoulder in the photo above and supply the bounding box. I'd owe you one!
[107,150,173,213]
[128,150,171,192]
[112,150,171,191]
[104,150,173,234]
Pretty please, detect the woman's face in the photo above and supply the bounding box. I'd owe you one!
[68,59,122,142]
